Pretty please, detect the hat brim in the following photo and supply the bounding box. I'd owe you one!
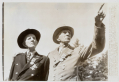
[53,26,74,44]
[17,29,41,48]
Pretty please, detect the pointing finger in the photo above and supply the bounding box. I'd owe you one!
[98,3,105,14]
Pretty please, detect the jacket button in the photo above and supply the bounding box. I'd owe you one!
[54,60,56,62]
[62,67,65,70]
[54,68,56,71]
[75,66,77,68]
[16,63,18,65]
[60,78,62,80]
[61,74,63,77]
[15,72,18,74]
[31,74,34,76]
[53,75,55,77]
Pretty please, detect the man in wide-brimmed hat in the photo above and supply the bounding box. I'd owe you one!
[9,29,49,81]
[48,10,106,81]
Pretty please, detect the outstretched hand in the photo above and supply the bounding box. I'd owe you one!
[69,37,79,48]
[95,7,106,27]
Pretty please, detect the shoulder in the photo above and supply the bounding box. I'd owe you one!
[50,48,57,53]
[40,55,50,64]
[36,53,49,60]
[42,55,48,60]
[48,47,58,57]
[73,44,86,53]
[13,52,26,58]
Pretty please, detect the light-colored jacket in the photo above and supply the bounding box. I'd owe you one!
[48,24,105,81]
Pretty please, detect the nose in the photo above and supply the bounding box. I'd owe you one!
[66,32,69,35]
[31,37,34,41]
[66,32,71,36]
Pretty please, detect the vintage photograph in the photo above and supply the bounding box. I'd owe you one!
[2,2,113,81]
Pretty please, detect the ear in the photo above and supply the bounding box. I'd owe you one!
[22,41,28,48]
[56,34,61,41]
[57,38,60,41]
[35,40,38,45]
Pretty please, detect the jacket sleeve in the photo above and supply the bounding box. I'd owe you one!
[43,57,50,81]
[8,57,15,81]
[79,23,105,61]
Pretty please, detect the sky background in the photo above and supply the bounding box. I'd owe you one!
[4,2,109,79]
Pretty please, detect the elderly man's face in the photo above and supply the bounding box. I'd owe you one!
[57,30,72,43]
[24,34,38,48]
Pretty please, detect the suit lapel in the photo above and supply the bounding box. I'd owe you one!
[61,47,73,57]
[17,52,43,77]
[53,47,60,62]
[53,47,73,61]
[53,47,73,67]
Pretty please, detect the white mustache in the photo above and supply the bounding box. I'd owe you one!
[65,36,71,39]
[29,42,35,44]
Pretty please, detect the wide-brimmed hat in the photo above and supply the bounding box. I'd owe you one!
[17,29,41,48]
[53,26,74,44]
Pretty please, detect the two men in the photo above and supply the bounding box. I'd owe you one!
[9,7,106,81]
[48,10,105,81]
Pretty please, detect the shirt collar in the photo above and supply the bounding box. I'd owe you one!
[26,50,36,55]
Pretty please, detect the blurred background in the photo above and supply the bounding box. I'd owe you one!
[4,3,108,80]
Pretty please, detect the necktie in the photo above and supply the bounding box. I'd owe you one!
[27,52,31,63]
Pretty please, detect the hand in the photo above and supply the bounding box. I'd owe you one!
[95,10,106,27]
[69,37,79,48]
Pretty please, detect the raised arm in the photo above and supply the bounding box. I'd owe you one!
[79,11,106,61]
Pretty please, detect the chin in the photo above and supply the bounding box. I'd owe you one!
[28,46,36,48]
[64,41,70,44]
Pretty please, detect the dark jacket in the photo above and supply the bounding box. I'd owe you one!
[9,52,49,81]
